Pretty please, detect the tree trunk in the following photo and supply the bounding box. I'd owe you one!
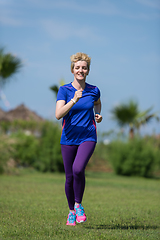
[129,128,134,139]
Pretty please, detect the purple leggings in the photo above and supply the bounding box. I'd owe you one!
[61,141,96,210]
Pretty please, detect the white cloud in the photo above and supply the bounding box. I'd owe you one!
[27,0,160,20]
[41,19,104,42]
[0,1,23,27]
[0,11,22,26]
[135,0,160,10]
[1,0,159,28]
[27,0,120,16]
[0,0,13,6]
[42,20,72,40]
[55,0,120,16]
[142,52,160,64]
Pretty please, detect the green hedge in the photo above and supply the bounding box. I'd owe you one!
[0,119,160,177]
[34,121,63,172]
[13,132,39,167]
[0,136,15,174]
[0,119,43,133]
[0,120,63,173]
[108,138,160,177]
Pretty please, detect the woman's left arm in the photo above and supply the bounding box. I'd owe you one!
[94,98,102,123]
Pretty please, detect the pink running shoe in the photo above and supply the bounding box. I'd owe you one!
[74,204,87,223]
[66,211,76,226]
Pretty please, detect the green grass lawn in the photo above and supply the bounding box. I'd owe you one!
[0,170,160,240]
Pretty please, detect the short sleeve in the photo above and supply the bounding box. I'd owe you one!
[57,86,67,102]
[95,87,100,102]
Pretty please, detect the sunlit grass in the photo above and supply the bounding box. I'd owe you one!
[0,170,160,239]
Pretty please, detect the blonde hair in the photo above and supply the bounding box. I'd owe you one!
[70,52,91,73]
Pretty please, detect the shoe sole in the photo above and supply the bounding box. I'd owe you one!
[76,218,87,223]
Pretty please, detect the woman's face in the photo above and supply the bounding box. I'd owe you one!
[72,61,89,81]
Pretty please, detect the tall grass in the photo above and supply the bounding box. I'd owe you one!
[0,170,160,239]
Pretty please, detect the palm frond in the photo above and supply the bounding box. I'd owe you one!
[0,47,23,86]
[50,85,59,97]
[111,100,139,127]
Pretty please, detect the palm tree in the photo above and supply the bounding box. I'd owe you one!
[111,100,159,139]
[0,47,22,87]
[50,79,65,99]
[50,85,59,98]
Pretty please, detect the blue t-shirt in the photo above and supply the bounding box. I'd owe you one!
[56,82,100,145]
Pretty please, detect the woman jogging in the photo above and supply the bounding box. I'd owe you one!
[55,52,102,226]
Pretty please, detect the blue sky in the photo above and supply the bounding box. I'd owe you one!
[0,0,160,136]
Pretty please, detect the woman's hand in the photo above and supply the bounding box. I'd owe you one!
[73,90,83,103]
[94,98,102,123]
[55,90,83,120]
[95,113,102,123]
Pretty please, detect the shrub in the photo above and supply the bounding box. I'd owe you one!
[1,121,64,173]
[108,138,159,177]
[0,120,43,134]
[87,142,112,172]
[0,121,10,134]
[13,132,39,167]
[34,121,63,172]
[0,135,15,174]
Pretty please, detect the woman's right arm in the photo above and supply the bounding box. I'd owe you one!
[55,99,75,120]
[55,90,82,120]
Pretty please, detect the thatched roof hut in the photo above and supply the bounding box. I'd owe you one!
[0,108,12,121]
[0,104,44,122]
[0,108,5,118]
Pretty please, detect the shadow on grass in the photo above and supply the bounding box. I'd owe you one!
[84,224,158,230]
